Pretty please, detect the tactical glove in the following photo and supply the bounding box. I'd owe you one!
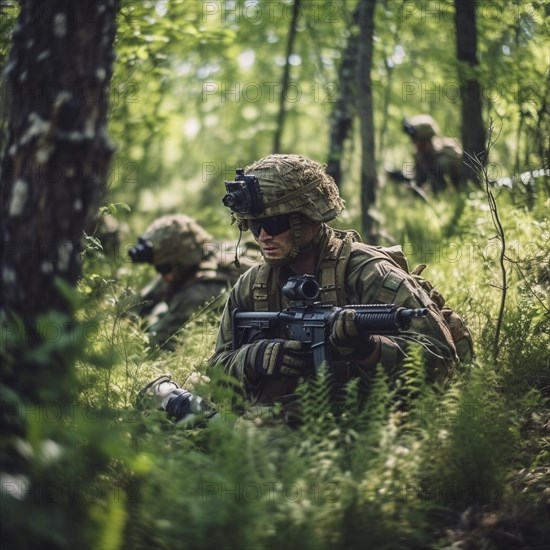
[329,309,378,360]
[246,339,308,379]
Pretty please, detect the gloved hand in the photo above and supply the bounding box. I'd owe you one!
[329,309,377,360]
[246,339,308,379]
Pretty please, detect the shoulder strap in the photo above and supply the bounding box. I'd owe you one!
[253,263,281,311]
[318,229,361,305]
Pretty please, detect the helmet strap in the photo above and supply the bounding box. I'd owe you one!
[233,227,243,268]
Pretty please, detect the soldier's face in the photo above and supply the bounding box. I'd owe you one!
[255,220,319,261]
[256,227,293,260]
[161,272,176,284]
[413,136,434,154]
[156,263,176,284]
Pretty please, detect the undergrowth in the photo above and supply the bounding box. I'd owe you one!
[85,183,549,549]
[2,182,548,549]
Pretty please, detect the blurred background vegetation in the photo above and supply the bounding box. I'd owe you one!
[1,0,549,548]
[14,0,541,230]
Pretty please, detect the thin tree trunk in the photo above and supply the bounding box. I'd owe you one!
[273,0,301,153]
[377,55,393,159]
[377,0,403,158]
[455,0,486,184]
[326,32,357,187]
[356,0,378,242]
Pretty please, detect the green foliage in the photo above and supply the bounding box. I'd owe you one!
[56,172,549,548]
[3,183,549,548]
[0,286,134,548]
[2,0,549,548]
[3,0,548,225]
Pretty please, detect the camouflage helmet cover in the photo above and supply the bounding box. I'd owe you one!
[234,154,344,222]
[142,214,212,267]
[404,114,440,140]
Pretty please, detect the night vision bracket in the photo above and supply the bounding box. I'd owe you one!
[128,237,154,263]
[222,168,263,216]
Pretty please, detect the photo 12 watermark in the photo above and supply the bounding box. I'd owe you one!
[201,1,344,24]
[401,81,540,104]
[400,480,539,505]
[401,2,541,23]
[202,81,338,104]
[1,475,138,504]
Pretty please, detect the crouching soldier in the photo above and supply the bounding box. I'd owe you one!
[402,114,464,192]
[129,214,245,351]
[139,155,472,424]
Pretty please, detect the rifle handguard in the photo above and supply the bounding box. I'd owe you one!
[354,306,428,333]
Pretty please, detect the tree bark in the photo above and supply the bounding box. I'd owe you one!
[455,0,487,183]
[273,0,301,153]
[1,0,118,336]
[356,0,378,242]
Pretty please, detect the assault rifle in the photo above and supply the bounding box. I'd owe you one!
[231,275,428,373]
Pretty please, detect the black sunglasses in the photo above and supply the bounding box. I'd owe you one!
[155,263,173,275]
[249,215,291,237]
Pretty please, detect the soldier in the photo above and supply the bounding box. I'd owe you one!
[140,155,471,423]
[402,114,464,193]
[128,214,237,351]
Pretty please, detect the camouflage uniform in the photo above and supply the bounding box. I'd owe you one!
[130,215,235,351]
[404,114,463,192]
[209,154,458,413]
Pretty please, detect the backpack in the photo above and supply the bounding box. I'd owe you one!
[408,262,474,363]
[354,241,474,363]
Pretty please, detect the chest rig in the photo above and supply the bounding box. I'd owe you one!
[252,227,361,310]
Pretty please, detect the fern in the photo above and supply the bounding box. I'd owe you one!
[294,366,337,443]
[428,364,517,509]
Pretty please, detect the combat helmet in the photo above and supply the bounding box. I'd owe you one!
[222,154,344,265]
[403,114,440,140]
[129,214,212,269]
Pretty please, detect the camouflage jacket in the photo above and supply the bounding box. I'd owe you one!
[209,225,457,407]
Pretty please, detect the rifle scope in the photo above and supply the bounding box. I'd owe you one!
[282,275,320,302]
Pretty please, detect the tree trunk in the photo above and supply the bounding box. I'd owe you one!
[326,32,357,188]
[1,0,118,334]
[0,0,119,419]
[273,0,301,153]
[356,0,378,242]
[455,0,486,183]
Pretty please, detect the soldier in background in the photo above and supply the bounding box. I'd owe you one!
[128,214,251,351]
[402,114,464,193]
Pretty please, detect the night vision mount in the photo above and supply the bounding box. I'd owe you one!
[222,169,263,216]
[128,237,154,264]
[403,120,417,137]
